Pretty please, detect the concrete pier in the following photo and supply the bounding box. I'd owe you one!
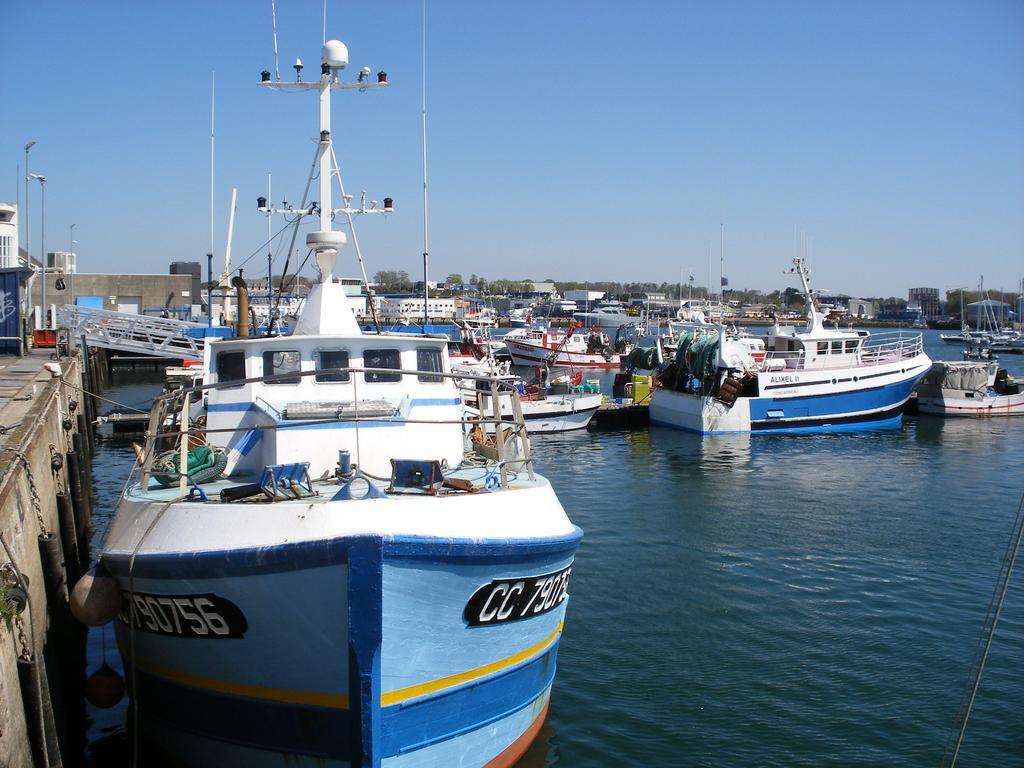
[0,349,94,768]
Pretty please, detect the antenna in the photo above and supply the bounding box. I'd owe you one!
[271,0,281,80]
[210,72,215,258]
[421,0,430,329]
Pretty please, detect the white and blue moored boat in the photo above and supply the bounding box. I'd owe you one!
[649,258,932,433]
[98,35,580,767]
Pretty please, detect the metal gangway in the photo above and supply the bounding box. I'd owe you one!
[59,305,210,361]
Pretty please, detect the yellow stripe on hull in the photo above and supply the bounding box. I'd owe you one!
[381,622,564,707]
[133,621,563,711]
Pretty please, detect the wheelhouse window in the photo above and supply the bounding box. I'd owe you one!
[844,339,859,353]
[363,349,402,383]
[216,351,246,387]
[416,348,443,383]
[817,342,828,354]
[315,350,350,382]
[831,341,843,354]
[263,350,302,384]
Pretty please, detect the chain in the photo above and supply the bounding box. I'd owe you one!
[49,444,65,495]
[14,614,32,661]
[1,559,33,661]
[1,448,49,537]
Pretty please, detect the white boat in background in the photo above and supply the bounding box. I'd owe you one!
[915,361,1024,416]
[95,31,580,767]
[508,307,548,328]
[941,327,991,345]
[463,379,602,433]
[504,324,639,369]
[573,301,639,333]
[446,326,510,374]
[649,258,932,434]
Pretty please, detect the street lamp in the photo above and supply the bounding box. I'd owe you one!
[24,142,35,270]
[28,173,46,327]
[69,223,77,307]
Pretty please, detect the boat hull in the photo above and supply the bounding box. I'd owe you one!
[503,336,619,369]
[519,393,601,432]
[916,392,1024,416]
[650,356,931,434]
[102,486,580,767]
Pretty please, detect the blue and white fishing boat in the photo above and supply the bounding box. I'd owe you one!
[649,258,933,433]
[98,34,580,767]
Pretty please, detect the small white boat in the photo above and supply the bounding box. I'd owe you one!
[503,325,637,369]
[916,361,1024,416]
[572,302,638,333]
[941,327,995,345]
[961,344,997,362]
[508,307,548,329]
[463,378,602,433]
[445,327,509,374]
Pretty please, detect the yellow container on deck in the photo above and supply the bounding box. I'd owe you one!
[632,375,652,403]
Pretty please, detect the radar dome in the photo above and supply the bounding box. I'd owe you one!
[322,40,349,70]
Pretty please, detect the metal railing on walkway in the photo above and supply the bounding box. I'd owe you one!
[58,305,209,361]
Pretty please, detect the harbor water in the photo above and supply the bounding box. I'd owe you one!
[84,330,1023,766]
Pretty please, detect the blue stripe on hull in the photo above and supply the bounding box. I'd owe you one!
[746,376,917,433]
[751,406,905,434]
[749,376,917,424]
[381,645,558,756]
[134,668,353,760]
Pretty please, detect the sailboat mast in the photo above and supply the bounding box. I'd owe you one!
[210,72,215,259]
[421,0,430,328]
[719,223,724,305]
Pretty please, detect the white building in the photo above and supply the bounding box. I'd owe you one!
[848,299,875,319]
[379,296,456,319]
[564,289,604,304]
[529,282,558,295]
[48,250,77,274]
[0,203,18,268]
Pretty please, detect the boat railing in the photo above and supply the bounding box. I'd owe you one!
[757,332,923,372]
[858,332,924,364]
[136,366,534,495]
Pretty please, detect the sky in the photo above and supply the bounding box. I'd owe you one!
[1,0,1022,299]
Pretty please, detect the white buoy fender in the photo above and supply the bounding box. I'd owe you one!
[70,563,122,626]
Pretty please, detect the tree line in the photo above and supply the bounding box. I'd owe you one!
[369,270,1018,316]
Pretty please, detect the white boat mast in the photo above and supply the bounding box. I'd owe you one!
[257,39,391,335]
[786,257,827,334]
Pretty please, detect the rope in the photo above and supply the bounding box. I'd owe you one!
[942,489,1024,767]
[59,377,149,414]
[229,221,297,273]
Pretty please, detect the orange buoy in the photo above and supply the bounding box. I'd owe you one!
[85,662,125,709]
